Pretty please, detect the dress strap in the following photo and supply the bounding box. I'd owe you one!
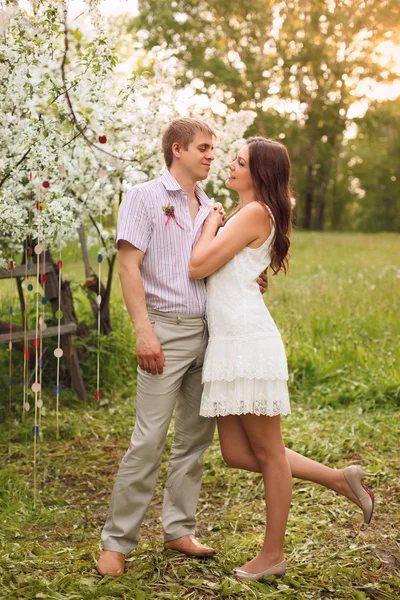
[264,203,275,224]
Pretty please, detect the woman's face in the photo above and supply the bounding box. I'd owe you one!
[226,144,253,195]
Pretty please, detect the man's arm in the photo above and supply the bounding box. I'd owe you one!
[118,240,165,375]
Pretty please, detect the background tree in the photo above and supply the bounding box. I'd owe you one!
[0,1,256,336]
[131,0,400,230]
[343,97,400,231]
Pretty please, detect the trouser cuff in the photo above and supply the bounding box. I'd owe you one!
[101,541,136,556]
[163,526,196,543]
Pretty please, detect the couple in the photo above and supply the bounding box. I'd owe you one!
[97,118,374,580]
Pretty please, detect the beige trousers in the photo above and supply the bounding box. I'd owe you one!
[101,310,216,555]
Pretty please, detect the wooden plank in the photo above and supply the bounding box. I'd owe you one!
[0,323,77,344]
[0,262,55,280]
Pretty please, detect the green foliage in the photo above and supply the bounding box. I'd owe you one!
[0,231,399,597]
[0,398,399,598]
[75,306,137,398]
[344,98,400,232]
[1,232,399,410]
[131,0,400,231]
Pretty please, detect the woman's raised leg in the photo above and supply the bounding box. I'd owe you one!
[217,416,362,508]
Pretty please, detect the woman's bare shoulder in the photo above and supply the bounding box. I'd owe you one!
[239,201,271,223]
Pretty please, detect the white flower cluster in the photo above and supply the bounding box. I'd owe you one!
[0,1,256,267]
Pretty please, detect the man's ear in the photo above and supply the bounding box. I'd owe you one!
[172,142,181,159]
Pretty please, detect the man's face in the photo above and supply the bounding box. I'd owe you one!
[174,132,215,182]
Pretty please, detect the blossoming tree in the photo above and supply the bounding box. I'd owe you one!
[0,0,256,334]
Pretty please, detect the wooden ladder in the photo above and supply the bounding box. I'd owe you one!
[0,259,86,400]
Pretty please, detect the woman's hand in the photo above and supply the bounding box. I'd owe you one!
[204,202,225,229]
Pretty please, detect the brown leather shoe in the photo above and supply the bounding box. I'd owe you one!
[97,550,125,576]
[164,534,216,557]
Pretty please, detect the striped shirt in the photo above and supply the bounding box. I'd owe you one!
[117,170,212,314]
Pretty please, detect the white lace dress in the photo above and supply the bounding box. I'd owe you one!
[200,214,291,417]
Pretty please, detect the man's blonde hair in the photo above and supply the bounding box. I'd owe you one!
[162,118,216,168]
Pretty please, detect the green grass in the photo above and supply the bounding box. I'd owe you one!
[268,232,400,409]
[0,232,399,599]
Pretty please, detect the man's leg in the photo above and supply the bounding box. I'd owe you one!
[100,370,178,555]
[162,322,216,544]
[100,317,196,557]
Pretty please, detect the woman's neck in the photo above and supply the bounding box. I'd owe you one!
[237,190,256,207]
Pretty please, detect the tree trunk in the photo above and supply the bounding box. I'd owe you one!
[315,198,325,231]
[303,135,316,230]
[78,222,113,334]
[78,222,94,278]
[330,155,342,230]
[78,222,100,323]
[314,176,330,231]
[99,252,116,336]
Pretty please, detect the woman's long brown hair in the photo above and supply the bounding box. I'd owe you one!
[246,136,293,275]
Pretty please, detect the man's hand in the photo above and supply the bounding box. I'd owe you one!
[136,328,165,375]
[257,269,268,294]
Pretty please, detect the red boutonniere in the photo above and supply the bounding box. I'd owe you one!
[162,203,184,230]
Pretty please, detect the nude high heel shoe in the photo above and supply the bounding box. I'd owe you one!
[342,465,375,524]
[232,558,286,581]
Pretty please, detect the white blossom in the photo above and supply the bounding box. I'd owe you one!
[0,1,257,266]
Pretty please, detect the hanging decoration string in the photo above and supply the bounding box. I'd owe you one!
[8,259,14,463]
[22,242,29,422]
[95,168,105,403]
[54,239,64,439]
[24,241,34,420]
[38,248,47,442]
[31,184,44,506]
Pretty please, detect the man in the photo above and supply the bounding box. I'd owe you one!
[97,118,266,577]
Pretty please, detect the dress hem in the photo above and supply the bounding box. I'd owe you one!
[200,409,291,418]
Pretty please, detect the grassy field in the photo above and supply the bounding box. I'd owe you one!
[0,232,399,599]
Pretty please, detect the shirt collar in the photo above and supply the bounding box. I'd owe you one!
[160,170,182,191]
[160,170,213,209]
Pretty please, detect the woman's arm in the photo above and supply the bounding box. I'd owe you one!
[189,202,271,279]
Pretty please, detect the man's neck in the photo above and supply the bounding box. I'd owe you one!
[168,167,198,195]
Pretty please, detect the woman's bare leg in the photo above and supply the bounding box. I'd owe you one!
[217,416,361,507]
[235,413,291,573]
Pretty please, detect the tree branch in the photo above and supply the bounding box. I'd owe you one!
[61,4,140,164]
[49,80,79,105]
[0,148,31,189]
[89,214,112,269]
[62,125,88,148]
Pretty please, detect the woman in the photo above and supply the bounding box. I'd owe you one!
[189,137,374,580]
